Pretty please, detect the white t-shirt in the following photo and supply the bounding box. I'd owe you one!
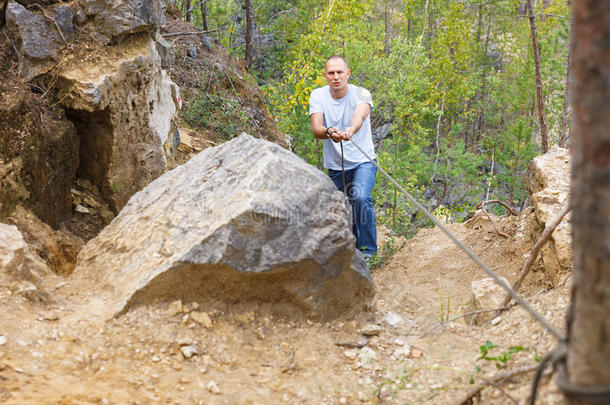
[309,84,377,170]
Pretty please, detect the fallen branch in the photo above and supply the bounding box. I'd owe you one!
[453,363,538,405]
[477,199,518,216]
[495,202,571,316]
[162,29,218,37]
[476,200,515,238]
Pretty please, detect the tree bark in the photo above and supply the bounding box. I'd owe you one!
[526,0,549,153]
[567,1,610,404]
[200,0,208,31]
[384,0,390,55]
[560,16,573,148]
[185,0,192,22]
[244,0,254,70]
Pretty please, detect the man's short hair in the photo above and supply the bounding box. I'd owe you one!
[325,55,349,70]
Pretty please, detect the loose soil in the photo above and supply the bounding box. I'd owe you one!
[0,212,570,404]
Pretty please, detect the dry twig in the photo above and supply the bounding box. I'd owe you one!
[476,200,514,238]
[453,364,538,405]
[495,202,571,316]
[477,199,518,216]
[162,29,218,37]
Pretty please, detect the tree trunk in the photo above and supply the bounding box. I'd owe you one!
[200,0,208,31]
[185,0,192,22]
[526,0,548,153]
[384,0,390,55]
[560,16,573,148]
[244,0,254,70]
[566,1,610,404]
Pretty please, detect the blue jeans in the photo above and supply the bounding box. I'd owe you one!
[328,161,378,255]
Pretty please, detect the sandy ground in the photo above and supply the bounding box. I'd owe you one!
[0,213,570,405]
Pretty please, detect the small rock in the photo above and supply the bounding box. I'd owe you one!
[84,195,101,208]
[360,323,383,336]
[151,356,161,362]
[76,178,92,189]
[383,311,403,327]
[393,338,405,346]
[234,312,255,324]
[343,349,358,360]
[100,208,114,223]
[357,391,368,402]
[379,385,392,400]
[411,349,424,358]
[75,204,90,214]
[0,336,6,346]
[391,345,411,360]
[191,311,212,327]
[491,317,502,326]
[181,344,199,359]
[339,397,347,404]
[165,300,183,316]
[358,347,377,364]
[206,380,221,394]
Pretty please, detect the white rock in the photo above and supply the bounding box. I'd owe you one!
[74,204,90,214]
[393,338,405,346]
[180,344,198,359]
[491,316,502,326]
[383,311,403,327]
[165,300,183,316]
[191,311,213,327]
[343,349,358,360]
[360,323,383,336]
[358,347,377,365]
[391,345,411,360]
[0,336,6,346]
[206,380,221,394]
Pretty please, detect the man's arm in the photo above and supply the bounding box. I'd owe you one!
[341,103,371,140]
[310,112,341,142]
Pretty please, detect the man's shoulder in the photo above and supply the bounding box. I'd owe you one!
[311,85,329,97]
[349,84,373,104]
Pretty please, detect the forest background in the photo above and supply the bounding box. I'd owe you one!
[179,0,572,236]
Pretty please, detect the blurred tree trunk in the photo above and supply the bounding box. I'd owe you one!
[560,14,573,148]
[185,0,192,22]
[526,0,548,153]
[200,0,208,30]
[245,0,254,70]
[567,1,610,404]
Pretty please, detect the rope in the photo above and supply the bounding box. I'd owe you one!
[346,138,610,403]
[348,139,566,342]
[340,140,347,195]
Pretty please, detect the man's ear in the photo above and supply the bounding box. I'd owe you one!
[347,69,351,80]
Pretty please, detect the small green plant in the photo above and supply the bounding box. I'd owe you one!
[476,340,524,368]
[439,291,451,322]
[367,237,402,270]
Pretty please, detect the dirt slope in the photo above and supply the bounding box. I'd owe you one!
[0,211,570,404]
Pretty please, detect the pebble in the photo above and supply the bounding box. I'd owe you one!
[360,324,383,336]
[165,300,183,316]
[0,335,6,345]
[383,311,403,327]
[391,345,411,360]
[191,311,213,327]
[393,338,405,346]
[358,347,377,364]
[181,344,199,359]
[343,349,358,360]
[491,316,502,326]
[75,204,90,214]
[207,380,221,394]
[357,391,368,402]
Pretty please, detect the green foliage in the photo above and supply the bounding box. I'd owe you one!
[476,340,524,368]
[183,93,250,140]
[367,237,403,271]
[174,0,572,236]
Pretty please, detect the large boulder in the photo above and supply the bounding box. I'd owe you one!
[0,223,52,303]
[56,33,181,212]
[526,146,571,284]
[78,0,165,44]
[72,134,375,320]
[4,0,70,80]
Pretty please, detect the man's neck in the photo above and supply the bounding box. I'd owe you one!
[329,85,349,99]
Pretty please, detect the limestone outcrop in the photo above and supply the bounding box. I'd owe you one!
[57,33,181,212]
[526,146,571,283]
[72,134,375,320]
[3,0,181,215]
[0,223,52,303]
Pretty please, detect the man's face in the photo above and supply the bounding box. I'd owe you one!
[324,58,350,92]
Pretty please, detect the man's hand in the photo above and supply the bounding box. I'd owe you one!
[340,126,355,141]
[327,127,341,142]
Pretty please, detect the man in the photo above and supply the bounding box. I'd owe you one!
[309,55,378,257]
